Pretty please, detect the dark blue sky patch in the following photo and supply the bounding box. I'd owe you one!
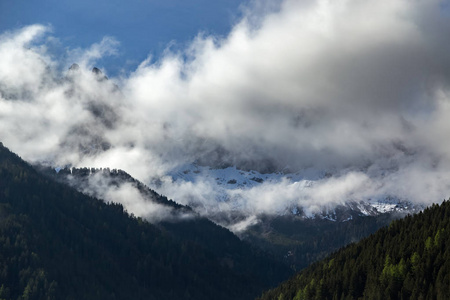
[0,0,249,75]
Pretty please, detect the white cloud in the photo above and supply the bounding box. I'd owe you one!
[67,36,120,71]
[72,172,193,223]
[1,0,450,225]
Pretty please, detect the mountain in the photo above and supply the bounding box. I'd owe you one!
[39,162,411,273]
[60,65,121,156]
[241,212,402,271]
[156,163,419,270]
[0,142,290,300]
[163,163,419,220]
[258,200,450,299]
[38,164,291,284]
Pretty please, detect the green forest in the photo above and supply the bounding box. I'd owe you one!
[244,212,399,271]
[2,138,450,300]
[0,142,290,300]
[258,200,450,300]
[46,165,399,273]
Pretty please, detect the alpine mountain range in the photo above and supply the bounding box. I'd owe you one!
[2,0,450,299]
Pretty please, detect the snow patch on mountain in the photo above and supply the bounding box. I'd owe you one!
[150,163,420,228]
[168,163,325,189]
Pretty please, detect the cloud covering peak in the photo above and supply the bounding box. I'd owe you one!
[1,0,450,222]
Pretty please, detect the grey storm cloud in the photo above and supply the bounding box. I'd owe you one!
[1,0,450,224]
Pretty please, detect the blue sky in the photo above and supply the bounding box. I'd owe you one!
[1,0,450,219]
[0,0,249,75]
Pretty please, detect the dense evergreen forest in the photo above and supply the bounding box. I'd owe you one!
[244,212,399,271]
[38,165,291,288]
[0,142,290,300]
[39,163,403,273]
[258,200,450,300]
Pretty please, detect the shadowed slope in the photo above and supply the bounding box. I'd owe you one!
[0,142,289,300]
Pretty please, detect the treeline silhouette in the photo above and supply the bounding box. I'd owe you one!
[258,200,450,299]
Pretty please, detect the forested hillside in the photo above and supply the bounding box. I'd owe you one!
[38,164,405,274]
[0,142,289,300]
[258,200,450,299]
[243,213,399,271]
[38,165,291,289]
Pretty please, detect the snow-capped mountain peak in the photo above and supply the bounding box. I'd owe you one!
[151,163,421,227]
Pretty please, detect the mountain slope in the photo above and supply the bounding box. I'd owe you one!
[258,200,450,300]
[44,164,409,273]
[158,163,417,271]
[39,165,291,288]
[163,163,419,219]
[0,142,289,300]
[242,213,400,271]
